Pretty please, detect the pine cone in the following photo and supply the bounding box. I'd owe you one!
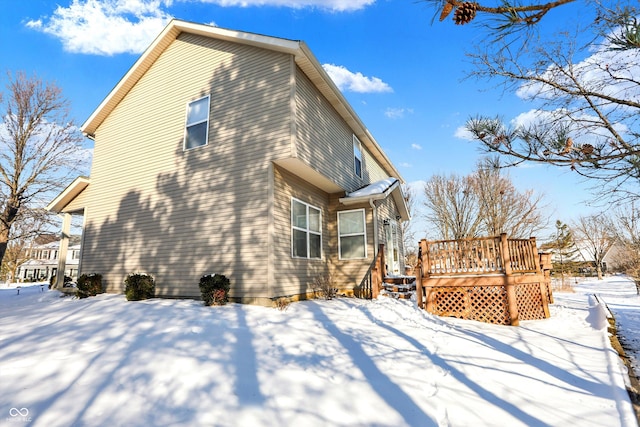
[440,2,455,21]
[560,137,573,154]
[581,144,594,155]
[453,2,478,25]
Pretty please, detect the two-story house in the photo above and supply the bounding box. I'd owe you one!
[47,20,409,304]
[17,239,81,282]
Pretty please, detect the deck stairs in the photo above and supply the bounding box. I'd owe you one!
[380,276,416,300]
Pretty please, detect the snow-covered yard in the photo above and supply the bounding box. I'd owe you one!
[0,277,638,427]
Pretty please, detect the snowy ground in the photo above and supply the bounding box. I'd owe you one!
[0,277,638,427]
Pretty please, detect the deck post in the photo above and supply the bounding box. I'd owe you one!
[530,237,542,274]
[500,233,520,326]
[371,264,380,299]
[371,244,385,299]
[416,240,427,309]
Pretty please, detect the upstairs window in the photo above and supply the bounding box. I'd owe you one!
[292,198,322,259]
[184,95,210,150]
[353,135,363,178]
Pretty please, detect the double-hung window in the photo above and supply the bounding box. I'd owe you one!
[292,198,322,259]
[338,209,367,259]
[184,95,210,150]
[353,135,363,179]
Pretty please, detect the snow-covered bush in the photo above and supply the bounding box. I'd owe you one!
[199,274,230,306]
[124,273,155,301]
[76,273,103,298]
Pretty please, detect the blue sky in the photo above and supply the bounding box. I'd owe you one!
[1,0,598,239]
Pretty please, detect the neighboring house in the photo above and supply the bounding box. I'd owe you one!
[544,239,623,274]
[573,240,624,273]
[47,20,409,304]
[17,240,81,282]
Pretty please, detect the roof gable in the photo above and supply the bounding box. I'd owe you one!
[81,19,402,182]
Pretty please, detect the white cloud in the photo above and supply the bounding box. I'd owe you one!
[516,35,640,103]
[399,162,412,168]
[454,125,474,140]
[384,107,412,119]
[411,143,422,150]
[322,64,392,93]
[26,0,173,55]
[25,0,376,56]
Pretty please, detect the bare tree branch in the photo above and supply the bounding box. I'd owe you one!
[572,213,617,279]
[0,71,84,266]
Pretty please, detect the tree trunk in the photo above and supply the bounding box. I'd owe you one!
[0,225,9,269]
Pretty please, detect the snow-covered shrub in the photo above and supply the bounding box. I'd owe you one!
[199,274,230,306]
[76,273,103,298]
[312,274,338,300]
[124,273,155,301]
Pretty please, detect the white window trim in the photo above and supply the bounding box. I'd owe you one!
[291,197,322,260]
[183,95,211,151]
[338,208,367,260]
[353,134,363,179]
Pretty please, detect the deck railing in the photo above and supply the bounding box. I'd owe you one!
[417,234,551,326]
[355,244,385,299]
[423,234,539,276]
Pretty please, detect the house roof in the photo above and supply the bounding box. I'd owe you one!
[81,19,403,182]
[339,178,410,221]
[47,176,90,213]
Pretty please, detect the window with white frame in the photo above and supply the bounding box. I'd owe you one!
[291,198,322,259]
[353,135,363,178]
[184,95,210,150]
[338,209,367,259]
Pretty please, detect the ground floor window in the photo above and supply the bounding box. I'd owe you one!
[292,198,322,259]
[338,209,367,259]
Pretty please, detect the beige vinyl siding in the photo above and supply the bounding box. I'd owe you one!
[81,34,292,299]
[295,67,396,191]
[294,68,362,190]
[360,146,391,184]
[63,188,88,213]
[272,166,329,297]
[327,195,376,289]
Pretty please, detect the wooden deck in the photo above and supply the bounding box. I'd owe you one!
[415,234,552,326]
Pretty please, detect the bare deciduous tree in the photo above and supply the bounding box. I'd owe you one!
[471,158,548,237]
[612,203,640,293]
[401,184,418,266]
[572,213,617,280]
[423,159,548,240]
[423,174,481,240]
[0,208,57,282]
[0,71,83,267]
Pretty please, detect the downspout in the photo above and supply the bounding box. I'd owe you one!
[370,199,378,256]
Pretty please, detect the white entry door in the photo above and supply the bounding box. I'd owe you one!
[384,221,400,275]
